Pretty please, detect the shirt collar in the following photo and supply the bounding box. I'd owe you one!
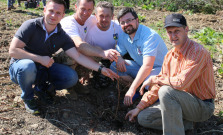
[133,24,141,41]
[42,23,58,34]
[126,24,141,43]
[180,38,190,57]
[172,38,190,58]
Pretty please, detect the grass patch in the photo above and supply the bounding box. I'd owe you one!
[137,14,145,22]
[193,27,223,58]
[218,64,223,76]
[194,27,223,45]
[148,20,167,41]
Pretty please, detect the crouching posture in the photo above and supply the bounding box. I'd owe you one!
[110,7,168,106]
[125,14,216,135]
[8,0,118,114]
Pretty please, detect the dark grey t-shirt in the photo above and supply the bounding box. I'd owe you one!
[14,17,74,57]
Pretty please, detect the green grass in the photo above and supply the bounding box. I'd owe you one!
[137,14,145,22]
[97,0,223,14]
[148,20,167,41]
[194,27,223,45]
[218,64,223,76]
[218,110,223,119]
[193,27,223,58]
[3,0,223,14]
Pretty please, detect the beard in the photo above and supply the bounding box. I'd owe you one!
[124,25,137,35]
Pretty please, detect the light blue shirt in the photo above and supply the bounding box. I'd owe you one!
[117,24,168,67]
[42,24,58,41]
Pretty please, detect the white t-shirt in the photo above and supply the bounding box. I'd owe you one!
[85,20,123,50]
[60,14,97,41]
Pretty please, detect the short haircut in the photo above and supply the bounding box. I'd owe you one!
[76,0,95,7]
[117,7,138,22]
[96,1,114,15]
[47,0,67,11]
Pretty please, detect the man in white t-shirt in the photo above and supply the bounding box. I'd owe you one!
[85,1,123,88]
[60,0,119,62]
[57,0,120,93]
[85,1,122,50]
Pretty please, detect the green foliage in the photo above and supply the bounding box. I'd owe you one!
[194,27,223,45]
[165,1,178,12]
[6,19,13,27]
[142,3,155,10]
[111,0,122,6]
[94,0,221,14]
[137,14,145,22]
[202,4,215,14]
[65,9,75,15]
[218,110,223,118]
[218,64,223,76]
[148,20,166,41]
[123,1,134,7]
[192,27,223,58]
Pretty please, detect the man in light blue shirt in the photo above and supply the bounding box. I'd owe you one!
[110,7,168,106]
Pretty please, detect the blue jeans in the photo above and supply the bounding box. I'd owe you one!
[110,60,161,83]
[9,59,78,100]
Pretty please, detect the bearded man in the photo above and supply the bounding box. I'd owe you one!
[110,7,168,105]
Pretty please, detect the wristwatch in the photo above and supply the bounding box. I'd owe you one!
[98,65,104,74]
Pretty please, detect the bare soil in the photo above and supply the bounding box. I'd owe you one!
[0,4,223,135]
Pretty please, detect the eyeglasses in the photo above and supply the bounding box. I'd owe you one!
[120,18,135,25]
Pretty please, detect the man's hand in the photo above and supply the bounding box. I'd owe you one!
[116,56,129,72]
[140,77,152,95]
[125,108,141,122]
[39,56,54,68]
[103,49,120,62]
[101,67,119,81]
[124,88,135,106]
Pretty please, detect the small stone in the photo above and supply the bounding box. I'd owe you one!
[60,89,69,95]
[26,130,30,134]
[30,124,38,129]
[0,96,7,100]
[16,132,22,135]
[14,96,22,103]
[213,66,218,71]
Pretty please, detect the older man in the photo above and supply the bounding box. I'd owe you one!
[125,13,215,135]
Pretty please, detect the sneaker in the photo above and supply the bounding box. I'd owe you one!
[23,99,40,114]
